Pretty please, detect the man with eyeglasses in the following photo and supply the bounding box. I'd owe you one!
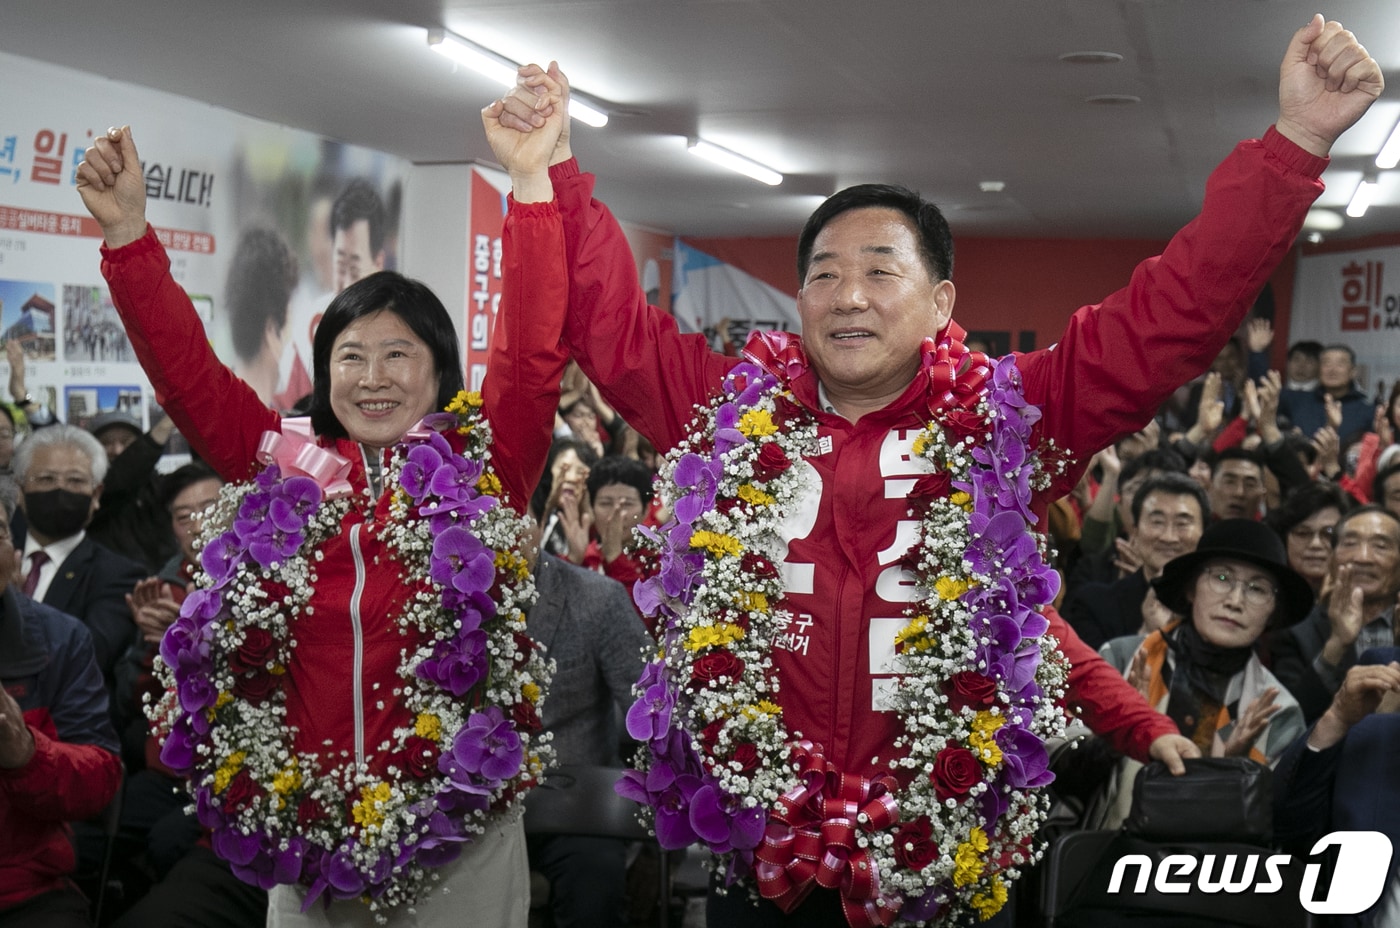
[11,424,146,689]
[1271,505,1400,723]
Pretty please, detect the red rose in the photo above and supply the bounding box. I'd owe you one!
[753,443,793,481]
[930,746,982,802]
[944,671,998,713]
[229,627,277,674]
[731,743,760,773]
[943,409,988,441]
[716,496,743,515]
[401,735,439,779]
[892,816,939,871]
[740,552,779,581]
[691,650,745,685]
[232,670,277,704]
[699,719,726,750]
[297,795,326,829]
[511,700,543,734]
[223,769,260,812]
[774,395,803,426]
[512,632,536,665]
[909,471,952,501]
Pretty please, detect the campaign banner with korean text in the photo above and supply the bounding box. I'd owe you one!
[672,239,798,354]
[0,50,409,442]
[1291,244,1400,398]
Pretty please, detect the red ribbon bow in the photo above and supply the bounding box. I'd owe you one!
[255,417,354,500]
[754,742,902,927]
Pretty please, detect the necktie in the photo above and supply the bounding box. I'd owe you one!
[20,550,49,597]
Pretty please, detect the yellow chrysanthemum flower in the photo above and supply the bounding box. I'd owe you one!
[214,691,234,709]
[894,615,936,653]
[737,591,769,612]
[272,763,302,795]
[352,781,394,838]
[415,713,443,740]
[522,681,541,704]
[912,433,931,456]
[935,577,971,601]
[950,490,973,512]
[685,623,745,652]
[970,876,1008,920]
[741,700,782,719]
[690,530,744,558]
[212,751,247,794]
[476,473,502,496]
[738,409,779,438]
[736,484,776,507]
[952,827,990,887]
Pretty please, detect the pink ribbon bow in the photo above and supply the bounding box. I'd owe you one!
[255,417,354,500]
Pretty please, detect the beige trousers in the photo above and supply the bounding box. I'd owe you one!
[267,817,529,928]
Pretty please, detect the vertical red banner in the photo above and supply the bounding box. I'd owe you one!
[465,169,507,391]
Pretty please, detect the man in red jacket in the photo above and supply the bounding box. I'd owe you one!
[0,501,122,928]
[485,16,1383,926]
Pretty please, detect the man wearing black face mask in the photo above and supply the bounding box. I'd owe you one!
[12,424,146,688]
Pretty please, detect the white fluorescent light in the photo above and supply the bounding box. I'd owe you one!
[1378,119,1400,170]
[1346,176,1378,219]
[687,139,782,186]
[427,29,607,128]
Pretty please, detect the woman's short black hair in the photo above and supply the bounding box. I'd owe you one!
[307,271,464,440]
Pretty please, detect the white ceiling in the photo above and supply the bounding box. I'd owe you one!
[3,0,1398,240]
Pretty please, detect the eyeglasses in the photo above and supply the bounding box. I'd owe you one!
[1288,525,1334,544]
[1202,569,1277,607]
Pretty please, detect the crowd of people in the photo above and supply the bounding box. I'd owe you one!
[0,12,1395,928]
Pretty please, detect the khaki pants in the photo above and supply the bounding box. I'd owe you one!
[267,818,529,927]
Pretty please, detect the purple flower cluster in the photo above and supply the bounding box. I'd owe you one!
[955,357,1059,811]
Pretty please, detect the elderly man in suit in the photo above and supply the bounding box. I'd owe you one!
[12,424,146,689]
[525,505,651,928]
[1274,646,1400,927]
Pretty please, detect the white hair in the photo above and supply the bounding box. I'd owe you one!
[13,424,109,486]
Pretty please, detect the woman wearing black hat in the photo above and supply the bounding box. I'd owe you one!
[1091,519,1314,827]
[1117,518,1312,762]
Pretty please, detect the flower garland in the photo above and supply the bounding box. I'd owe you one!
[149,392,552,918]
[619,359,1070,926]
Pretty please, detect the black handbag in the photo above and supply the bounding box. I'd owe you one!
[1126,756,1273,845]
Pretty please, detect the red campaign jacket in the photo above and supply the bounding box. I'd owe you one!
[0,591,123,910]
[98,201,566,782]
[544,126,1326,771]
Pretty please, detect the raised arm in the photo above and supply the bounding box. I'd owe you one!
[491,65,733,454]
[1020,17,1382,489]
[481,74,571,513]
[77,128,277,481]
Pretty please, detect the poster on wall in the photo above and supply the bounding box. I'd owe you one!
[672,239,796,352]
[1292,244,1400,398]
[0,50,409,444]
[465,164,674,383]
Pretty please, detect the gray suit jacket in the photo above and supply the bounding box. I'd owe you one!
[528,554,650,767]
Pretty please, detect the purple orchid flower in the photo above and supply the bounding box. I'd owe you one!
[996,725,1054,789]
[712,403,748,454]
[430,525,496,595]
[672,454,723,525]
[689,782,766,853]
[415,628,489,697]
[442,707,523,787]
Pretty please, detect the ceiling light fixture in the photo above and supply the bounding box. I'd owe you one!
[1303,208,1344,231]
[1058,51,1124,65]
[427,28,608,128]
[1378,119,1400,170]
[1346,174,1379,219]
[686,139,782,186]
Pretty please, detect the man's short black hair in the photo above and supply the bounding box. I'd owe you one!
[331,178,386,257]
[1119,447,1188,486]
[586,456,654,507]
[1286,340,1323,361]
[1332,503,1400,546]
[226,226,298,365]
[1321,343,1357,365]
[796,184,953,285]
[1264,480,1352,541]
[1131,472,1211,527]
[1209,446,1264,479]
[160,461,222,510]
